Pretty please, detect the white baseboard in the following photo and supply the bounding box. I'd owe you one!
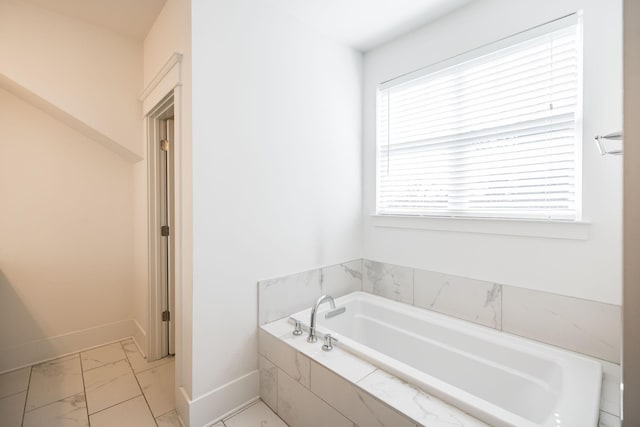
[176,386,192,427]
[178,370,260,427]
[1,318,138,374]
[131,318,148,357]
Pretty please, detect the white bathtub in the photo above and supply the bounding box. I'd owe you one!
[290,291,602,427]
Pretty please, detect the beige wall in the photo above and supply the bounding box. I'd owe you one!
[144,0,191,88]
[0,0,144,373]
[0,0,143,159]
[0,88,135,371]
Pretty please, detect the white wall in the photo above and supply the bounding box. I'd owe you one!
[0,87,135,371]
[190,0,362,419]
[0,0,143,159]
[363,0,623,305]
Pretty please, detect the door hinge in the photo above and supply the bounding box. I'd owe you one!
[160,139,169,152]
[162,310,170,322]
[161,225,170,236]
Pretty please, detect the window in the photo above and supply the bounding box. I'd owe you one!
[376,15,581,220]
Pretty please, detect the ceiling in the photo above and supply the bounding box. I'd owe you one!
[19,0,167,40]
[18,0,471,49]
[264,0,473,51]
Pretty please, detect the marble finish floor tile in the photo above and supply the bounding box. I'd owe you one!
[81,342,126,371]
[0,391,27,427]
[224,401,287,427]
[6,339,176,427]
[0,367,31,399]
[156,409,182,427]
[136,359,175,417]
[26,355,84,411]
[89,395,156,427]
[83,359,141,414]
[23,393,88,427]
[121,339,173,374]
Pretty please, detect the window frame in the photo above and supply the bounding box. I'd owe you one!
[374,13,584,223]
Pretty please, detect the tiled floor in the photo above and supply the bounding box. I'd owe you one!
[0,340,287,427]
[0,339,176,427]
[214,400,287,427]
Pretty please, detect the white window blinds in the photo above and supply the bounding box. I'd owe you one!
[377,17,581,220]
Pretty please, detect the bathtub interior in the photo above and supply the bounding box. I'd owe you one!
[290,291,602,427]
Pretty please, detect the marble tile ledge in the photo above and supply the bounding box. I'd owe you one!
[261,318,621,427]
[260,318,487,427]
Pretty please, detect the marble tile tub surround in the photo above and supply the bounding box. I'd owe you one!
[362,259,621,363]
[258,259,362,325]
[259,258,621,362]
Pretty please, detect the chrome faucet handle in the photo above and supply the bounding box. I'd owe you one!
[289,317,303,336]
[322,334,337,352]
[325,306,346,319]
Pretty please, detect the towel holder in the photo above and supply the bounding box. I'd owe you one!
[594,132,623,156]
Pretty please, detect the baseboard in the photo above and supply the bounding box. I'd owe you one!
[131,318,148,357]
[1,318,137,373]
[176,386,191,427]
[180,370,260,427]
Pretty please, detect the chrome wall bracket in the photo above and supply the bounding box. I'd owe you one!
[595,132,623,155]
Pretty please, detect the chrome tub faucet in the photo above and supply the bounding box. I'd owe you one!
[307,294,335,343]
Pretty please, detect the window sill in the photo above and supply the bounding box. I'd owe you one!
[369,214,591,240]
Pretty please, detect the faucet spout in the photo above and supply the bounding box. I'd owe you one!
[307,295,335,343]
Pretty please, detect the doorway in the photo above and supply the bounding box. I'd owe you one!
[147,94,175,360]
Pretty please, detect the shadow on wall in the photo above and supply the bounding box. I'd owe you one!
[0,269,49,373]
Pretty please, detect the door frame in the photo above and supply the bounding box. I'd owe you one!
[147,96,174,360]
[141,53,184,363]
